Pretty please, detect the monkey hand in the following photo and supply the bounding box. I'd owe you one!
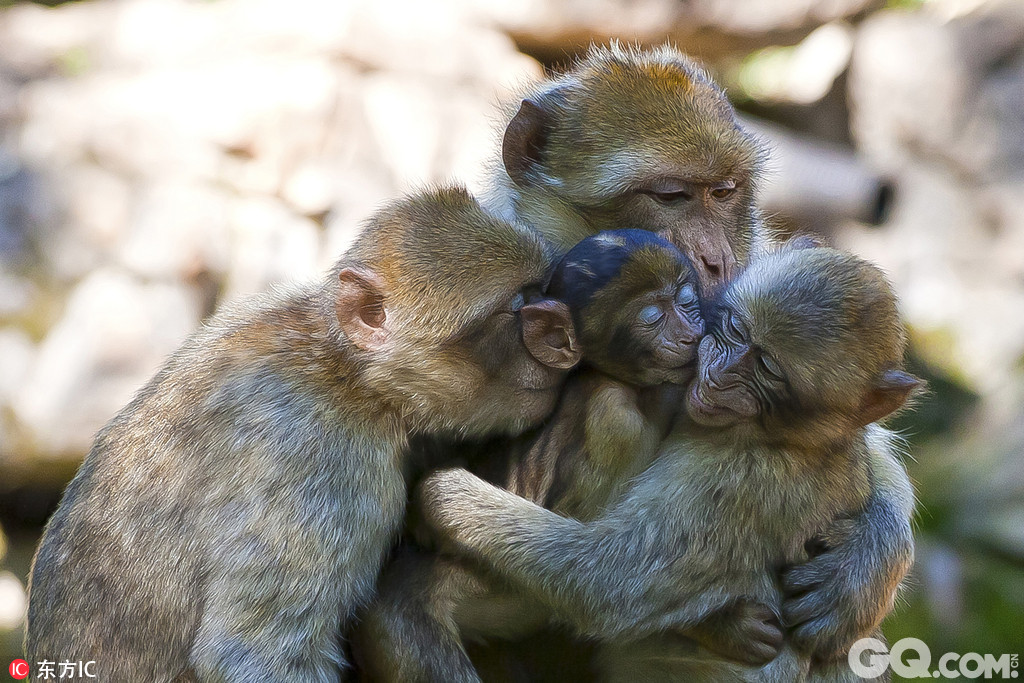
[412,467,493,555]
[687,599,783,666]
[781,514,912,661]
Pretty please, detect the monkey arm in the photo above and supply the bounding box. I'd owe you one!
[780,424,915,660]
[416,466,723,640]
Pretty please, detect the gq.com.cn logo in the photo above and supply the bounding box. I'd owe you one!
[850,638,1020,679]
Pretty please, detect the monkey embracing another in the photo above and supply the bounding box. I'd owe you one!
[417,243,922,682]
[475,42,916,666]
[355,229,729,681]
[26,186,581,682]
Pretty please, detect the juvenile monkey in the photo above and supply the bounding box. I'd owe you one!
[26,187,581,682]
[417,245,921,681]
[481,43,915,659]
[355,229,725,682]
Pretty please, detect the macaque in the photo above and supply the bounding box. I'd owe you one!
[26,187,581,682]
[416,244,921,681]
[481,43,915,661]
[354,229,717,682]
[486,42,771,295]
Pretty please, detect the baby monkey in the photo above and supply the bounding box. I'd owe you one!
[355,229,724,681]
[416,243,921,681]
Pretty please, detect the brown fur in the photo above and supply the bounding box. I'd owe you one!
[414,246,920,682]
[353,232,703,682]
[25,186,576,682]
[455,44,917,678]
[486,42,772,294]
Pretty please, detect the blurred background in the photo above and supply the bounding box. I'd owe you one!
[0,0,1021,674]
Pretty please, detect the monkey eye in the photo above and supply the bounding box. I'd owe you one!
[509,292,526,312]
[726,311,747,340]
[675,283,698,307]
[638,304,664,325]
[639,179,694,205]
[710,181,737,201]
[645,189,693,205]
[759,353,784,381]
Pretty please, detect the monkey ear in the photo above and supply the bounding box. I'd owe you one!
[856,369,923,426]
[520,299,581,370]
[335,267,390,352]
[503,97,554,187]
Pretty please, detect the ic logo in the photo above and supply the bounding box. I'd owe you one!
[8,659,29,679]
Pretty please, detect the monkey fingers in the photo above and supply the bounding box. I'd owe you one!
[781,553,872,661]
[688,599,783,666]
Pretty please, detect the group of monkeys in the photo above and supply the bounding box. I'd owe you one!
[24,44,919,682]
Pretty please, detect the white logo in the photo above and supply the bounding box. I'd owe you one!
[850,638,1019,679]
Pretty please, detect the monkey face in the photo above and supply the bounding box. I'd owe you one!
[549,229,703,387]
[454,292,579,436]
[501,45,765,295]
[687,245,921,440]
[686,310,775,429]
[386,287,579,438]
[601,275,704,387]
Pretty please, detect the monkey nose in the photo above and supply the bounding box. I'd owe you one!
[696,254,726,292]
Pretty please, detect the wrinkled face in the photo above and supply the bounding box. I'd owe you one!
[503,48,764,296]
[587,268,704,386]
[569,171,755,297]
[447,288,577,435]
[686,305,790,429]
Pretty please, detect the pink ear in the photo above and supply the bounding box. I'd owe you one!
[335,267,389,352]
[856,369,923,426]
[520,299,581,370]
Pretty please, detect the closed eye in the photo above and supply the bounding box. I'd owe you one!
[638,305,664,325]
[675,283,698,307]
[509,292,526,312]
[759,353,784,381]
[726,312,746,340]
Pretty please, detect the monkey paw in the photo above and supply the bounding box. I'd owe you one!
[691,599,784,666]
[781,520,907,660]
[412,467,491,551]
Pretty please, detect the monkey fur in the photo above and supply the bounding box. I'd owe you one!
[26,186,581,682]
[472,43,916,670]
[416,244,921,682]
[354,229,722,682]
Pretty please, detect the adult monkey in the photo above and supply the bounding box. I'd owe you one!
[471,43,913,666]
[486,42,768,295]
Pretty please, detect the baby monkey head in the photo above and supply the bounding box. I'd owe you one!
[547,229,704,386]
[687,244,922,447]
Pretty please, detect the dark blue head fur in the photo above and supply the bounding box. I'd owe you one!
[547,229,682,313]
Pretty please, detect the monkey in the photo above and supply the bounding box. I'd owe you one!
[25,186,583,682]
[484,42,771,296]
[413,244,922,681]
[468,42,916,664]
[353,229,791,682]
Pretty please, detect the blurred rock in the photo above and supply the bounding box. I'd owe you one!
[10,268,199,463]
[0,0,541,473]
[0,571,25,631]
[473,0,883,64]
[845,1,1024,395]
